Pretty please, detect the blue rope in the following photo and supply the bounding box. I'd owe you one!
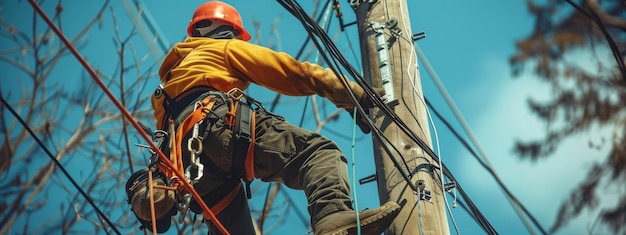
[350,108,361,235]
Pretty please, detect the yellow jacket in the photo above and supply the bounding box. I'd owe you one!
[152,37,364,129]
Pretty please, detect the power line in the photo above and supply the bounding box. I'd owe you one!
[259,1,335,232]
[415,42,548,235]
[369,3,547,233]
[424,99,484,169]
[277,1,498,234]
[365,6,547,232]
[564,0,626,83]
[278,0,416,190]
[27,1,230,233]
[0,96,122,235]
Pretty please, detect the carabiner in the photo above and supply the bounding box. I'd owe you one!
[184,121,204,184]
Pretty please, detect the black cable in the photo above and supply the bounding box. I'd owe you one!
[281,0,416,193]
[391,24,546,233]
[262,2,332,231]
[277,1,503,234]
[281,1,540,234]
[281,0,420,190]
[293,0,333,61]
[564,0,626,83]
[279,0,418,190]
[444,164,498,235]
[279,0,508,234]
[426,97,549,235]
[281,0,422,172]
[425,98,487,169]
[0,95,121,235]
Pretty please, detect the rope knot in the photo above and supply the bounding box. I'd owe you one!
[224,111,236,127]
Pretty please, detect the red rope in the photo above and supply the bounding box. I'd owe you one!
[27,1,229,234]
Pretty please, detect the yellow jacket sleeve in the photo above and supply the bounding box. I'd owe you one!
[223,39,363,108]
[152,38,365,129]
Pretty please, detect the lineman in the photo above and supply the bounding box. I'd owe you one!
[127,1,400,234]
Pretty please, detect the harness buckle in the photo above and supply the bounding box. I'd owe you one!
[227,88,246,101]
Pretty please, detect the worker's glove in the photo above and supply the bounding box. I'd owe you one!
[126,169,177,233]
[358,87,386,108]
[347,87,386,134]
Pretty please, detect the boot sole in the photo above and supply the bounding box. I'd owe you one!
[325,202,401,235]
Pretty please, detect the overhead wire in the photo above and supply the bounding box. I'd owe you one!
[369,5,438,200]
[27,1,230,234]
[374,1,547,234]
[342,31,361,72]
[279,0,441,220]
[350,109,362,235]
[275,5,428,235]
[410,2,623,232]
[277,0,498,234]
[414,42,547,235]
[564,0,626,83]
[0,96,122,235]
[424,99,485,169]
[12,0,510,234]
[380,0,453,233]
[383,0,462,233]
[262,0,333,231]
[426,93,539,234]
[281,0,412,212]
[318,4,366,233]
[277,0,418,194]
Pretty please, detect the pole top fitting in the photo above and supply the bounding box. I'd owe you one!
[349,0,378,11]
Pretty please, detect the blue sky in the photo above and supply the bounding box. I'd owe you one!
[2,0,615,234]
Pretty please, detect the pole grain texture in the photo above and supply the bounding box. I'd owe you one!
[354,1,451,234]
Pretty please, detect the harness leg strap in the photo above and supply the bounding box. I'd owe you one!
[230,97,255,199]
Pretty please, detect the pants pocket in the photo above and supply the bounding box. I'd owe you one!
[203,118,234,174]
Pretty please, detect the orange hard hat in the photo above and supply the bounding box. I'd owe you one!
[187,1,251,41]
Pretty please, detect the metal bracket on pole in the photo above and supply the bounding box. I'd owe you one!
[444,181,458,208]
[416,179,432,202]
[358,173,377,185]
[349,0,378,10]
[384,18,402,38]
[371,21,398,106]
[419,188,432,202]
[444,181,456,192]
[412,31,426,41]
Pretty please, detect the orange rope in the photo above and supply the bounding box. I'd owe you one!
[147,171,158,234]
[152,185,177,191]
[28,2,229,234]
[224,99,238,127]
[163,98,216,179]
[211,182,242,215]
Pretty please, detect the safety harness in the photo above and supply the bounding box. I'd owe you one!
[151,85,258,226]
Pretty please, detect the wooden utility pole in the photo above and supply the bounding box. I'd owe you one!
[354,1,450,234]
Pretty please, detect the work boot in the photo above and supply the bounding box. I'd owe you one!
[313,201,401,235]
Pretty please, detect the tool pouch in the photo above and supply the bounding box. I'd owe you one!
[125,169,177,233]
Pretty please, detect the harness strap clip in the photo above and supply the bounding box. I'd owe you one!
[227,88,246,101]
[178,193,192,224]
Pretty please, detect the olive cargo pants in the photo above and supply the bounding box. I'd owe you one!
[186,99,354,234]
